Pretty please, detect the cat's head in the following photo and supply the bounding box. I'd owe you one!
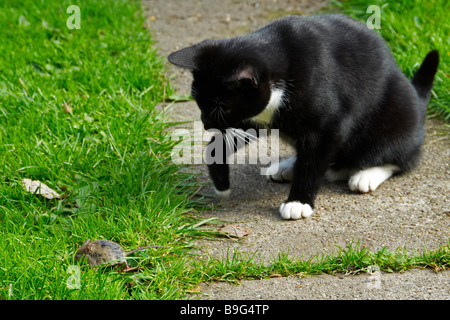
[168,40,271,131]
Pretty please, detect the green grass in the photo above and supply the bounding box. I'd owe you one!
[0,0,207,299]
[189,241,450,285]
[333,0,450,120]
[1,0,448,300]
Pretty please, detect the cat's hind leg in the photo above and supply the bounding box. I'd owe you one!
[265,156,296,182]
[348,164,399,193]
[324,168,352,182]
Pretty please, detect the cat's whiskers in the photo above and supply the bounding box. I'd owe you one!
[208,99,229,128]
[223,131,236,153]
[218,106,227,125]
[229,129,249,143]
[209,106,219,118]
[230,128,259,143]
[191,87,199,99]
[223,129,257,154]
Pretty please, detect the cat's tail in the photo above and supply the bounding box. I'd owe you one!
[411,50,439,109]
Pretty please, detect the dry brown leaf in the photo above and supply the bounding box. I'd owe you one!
[219,224,251,238]
[22,178,61,200]
[187,285,202,293]
[63,101,73,113]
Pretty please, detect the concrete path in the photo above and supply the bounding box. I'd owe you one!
[144,0,449,299]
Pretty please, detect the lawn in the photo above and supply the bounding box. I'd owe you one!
[0,0,448,300]
[0,0,205,299]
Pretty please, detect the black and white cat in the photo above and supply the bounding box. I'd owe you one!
[168,14,439,220]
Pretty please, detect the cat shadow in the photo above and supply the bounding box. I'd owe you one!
[195,166,355,203]
[193,163,357,221]
[321,180,355,195]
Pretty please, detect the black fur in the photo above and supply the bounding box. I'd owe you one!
[168,14,439,210]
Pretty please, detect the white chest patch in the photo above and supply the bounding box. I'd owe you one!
[250,87,285,127]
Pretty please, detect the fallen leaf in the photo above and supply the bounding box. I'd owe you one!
[219,224,251,238]
[22,178,61,200]
[63,99,73,113]
[187,285,202,293]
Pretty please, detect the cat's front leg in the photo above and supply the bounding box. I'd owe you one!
[279,144,329,220]
[279,201,313,220]
[206,123,260,198]
[280,169,317,219]
[208,162,230,197]
[205,134,231,197]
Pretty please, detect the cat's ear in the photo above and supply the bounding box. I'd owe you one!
[227,65,259,88]
[168,46,198,70]
[168,40,215,71]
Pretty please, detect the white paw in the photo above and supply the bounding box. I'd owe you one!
[265,156,296,182]
[348,165,398,193]
[214,188,231,198]
[279,201,313,220]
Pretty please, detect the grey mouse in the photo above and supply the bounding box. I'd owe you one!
[74,239,167,270]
